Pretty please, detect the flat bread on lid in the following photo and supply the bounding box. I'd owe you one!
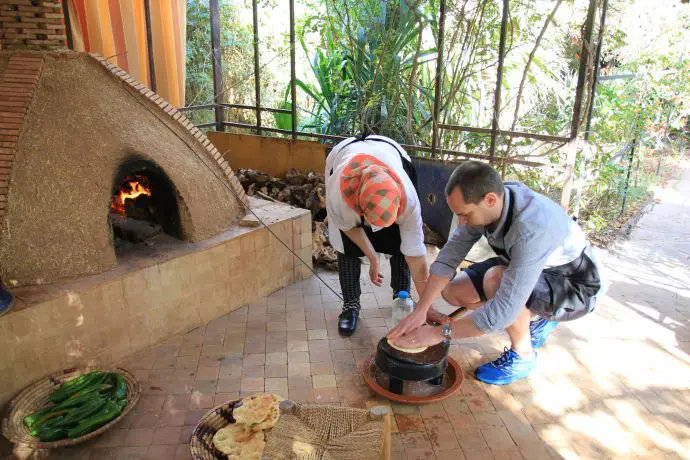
[386,338,428,354]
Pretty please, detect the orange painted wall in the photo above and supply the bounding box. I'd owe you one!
[207,132,328,177]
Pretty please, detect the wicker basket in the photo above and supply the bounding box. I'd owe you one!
[190,400,241,460]
[190,399,391,460]
[1,366,141,449]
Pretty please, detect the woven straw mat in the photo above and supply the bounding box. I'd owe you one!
[262,403,385,460]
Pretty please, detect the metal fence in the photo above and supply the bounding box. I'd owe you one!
[175,0,602,170]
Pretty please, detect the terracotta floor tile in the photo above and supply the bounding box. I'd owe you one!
[146,445,179,460]
[427,425,460,452]
[309,361,334,375]
[243,353,266,366]
[396,414,426,432]
[455,427,488,451]
[309,348,333,362]
[152,426,183,445]
[333,361,357,375]
[125,428,155,447]
[288,375,312,389]
[312,374,337,389]
[92,428,129,448]
[216,378,241,393]
[194,366,219,381]
[288,388,314,403]
[197,355,223,368]
[178,344,202,357]
[88,448,118,459]
[308,329,328,340]
[158,408,187,428]
[137,395,167,413]
[219,364,243,379]
[116,446,149,460]
[265,363,288,378]
[242,365,265,377]
[481,427,516,450]
[243,341,266,354]
[265,377,289,397]
[462,448,495,460]
[473,411,505,429]
[149,368,174,381]
[313,387,339,404]
[188,391,215,410]
[241,377,265,392]
[436,449,466,460]
[192,380,217,393]
[164,394,191,411]
[392,403,420,415]
[175,356,199,370]
[153,355,176,369]
[468,394,496,413]
[404,447,437,460]
[288,351,311,363]
[129,411,162,429]
[174,443,193,459]
[288,362,311,377]
[178,425,195,444]
[401,431,432,450]
[214,392,240,406]
[518,443,553,460]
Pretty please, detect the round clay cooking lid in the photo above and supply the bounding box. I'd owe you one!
[377,337,450,365]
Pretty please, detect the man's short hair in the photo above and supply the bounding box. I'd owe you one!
[444,161,504,204]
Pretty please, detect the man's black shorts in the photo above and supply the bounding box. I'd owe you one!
[461,257,597,322]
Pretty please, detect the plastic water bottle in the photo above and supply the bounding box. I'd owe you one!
[392,291,415,327]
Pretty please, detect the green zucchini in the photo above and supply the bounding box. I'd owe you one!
[66,399,124,438]
[66,383,112,401]
[50,397,107,428]
[36,424,67,442]
[112,374,127,401]
[49,372,105,404]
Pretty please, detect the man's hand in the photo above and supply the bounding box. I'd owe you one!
[426,308,451,326]
[389,325,445,349]
[387,307,428,340]
[369,256,383,287]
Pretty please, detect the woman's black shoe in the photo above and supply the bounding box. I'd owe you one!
[338,309,359,336]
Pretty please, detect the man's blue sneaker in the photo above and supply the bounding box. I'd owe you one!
[0,285,14,316]
[474,348,536,385]
[530,317,559,349]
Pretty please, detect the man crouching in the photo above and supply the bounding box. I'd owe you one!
[388,161,603,385]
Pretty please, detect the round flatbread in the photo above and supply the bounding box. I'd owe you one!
[227,430,266,460]
[253,404,279,431]
[386,338,428,354]
[233,393,275,426]
[212,423,255,455]
[234,393,284,427]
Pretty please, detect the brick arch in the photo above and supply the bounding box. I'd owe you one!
[0,53,44,222]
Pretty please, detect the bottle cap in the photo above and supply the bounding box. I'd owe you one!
[397,291,409,299]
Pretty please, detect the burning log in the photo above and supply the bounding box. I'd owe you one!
[123,194,154,221]
[110,213,162,243]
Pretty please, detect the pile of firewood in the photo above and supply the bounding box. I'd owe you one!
[236,167,336,270]
[237,168,327,221]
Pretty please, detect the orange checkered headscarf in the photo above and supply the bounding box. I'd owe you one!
[340,154,406,229]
